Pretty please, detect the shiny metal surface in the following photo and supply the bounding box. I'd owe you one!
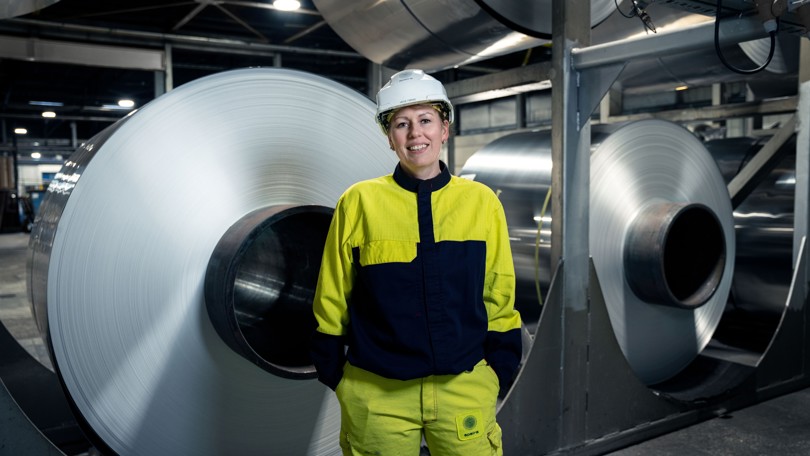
[27,68,395,455]
[459,127,613,328]
[312,0,612,71]
[205,204,333,379]
[589,3,800,96]
[0,0,59,19]
[462,120,734,385]
[624,202,726,310]
[708,137,795,318]
[476,0,616,38]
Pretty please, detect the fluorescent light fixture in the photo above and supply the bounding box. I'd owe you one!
[273,0,301,11]
[675,85,689,91]
[101,104,133,111]
[14,128,27,134]
[118,99,135,108]
[29,100,64,107]
[42,111,56,118]
[31,152,42,159]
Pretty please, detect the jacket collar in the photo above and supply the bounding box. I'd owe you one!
[393,161,451,193]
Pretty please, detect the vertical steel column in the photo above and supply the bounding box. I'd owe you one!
[793,40,809,298]
[163,43,174,94]
[550,0,591,448]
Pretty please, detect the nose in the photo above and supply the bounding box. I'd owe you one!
[407,122,421,137]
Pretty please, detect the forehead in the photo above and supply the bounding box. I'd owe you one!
[391,104,438,118]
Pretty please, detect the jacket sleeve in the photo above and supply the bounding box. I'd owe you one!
[311,195,355,391]
[483,197,523,395]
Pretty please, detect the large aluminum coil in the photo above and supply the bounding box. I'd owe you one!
[461,120,735,385]
[311,0,616,71]
[706,137,796,352]
[0,0,59,19]
[27,68,396,455]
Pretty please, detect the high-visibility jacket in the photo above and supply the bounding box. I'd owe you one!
[311,162,522,393]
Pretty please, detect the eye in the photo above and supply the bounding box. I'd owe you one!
[394,121,408,129]
[420,118,432,124]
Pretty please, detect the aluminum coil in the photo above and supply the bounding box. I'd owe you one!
[311,0,615,71]
[0,0,59,19]
[27,68,396,455]
[462,120,734,385]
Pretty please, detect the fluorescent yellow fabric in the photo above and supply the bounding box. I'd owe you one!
[312,168,521,386]
[336,360,502,456]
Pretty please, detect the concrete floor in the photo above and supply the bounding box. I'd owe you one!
[3,231,810,455]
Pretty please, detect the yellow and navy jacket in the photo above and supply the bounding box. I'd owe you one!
[311,162,522,393]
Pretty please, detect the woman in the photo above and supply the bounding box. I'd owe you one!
[311,69,522,456]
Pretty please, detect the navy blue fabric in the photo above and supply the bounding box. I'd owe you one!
[313,160,521,390]
[347,240,487,380]
[310,331,346,391]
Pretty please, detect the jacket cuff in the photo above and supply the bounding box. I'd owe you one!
[485,328,523,395]
[310,331,346,391]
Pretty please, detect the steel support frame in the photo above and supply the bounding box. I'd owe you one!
[500,4,810,455]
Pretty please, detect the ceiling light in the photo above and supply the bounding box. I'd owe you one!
[118,99,135,108]
[31,152,42,159]
[675,85,689,91]
[42,111,56,118]
[273,0,301,11]
[30,100,64,107]
[14,128,27,135]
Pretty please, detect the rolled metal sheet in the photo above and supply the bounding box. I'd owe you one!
[476,0,617,38]
[462,120,734,385]
[27,68,395,455]
[591,120,734,385]
[311,0,615,71]
[706,137,795,329]
[0,0,59,19]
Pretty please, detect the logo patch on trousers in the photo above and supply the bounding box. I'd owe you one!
[456,410,484,441]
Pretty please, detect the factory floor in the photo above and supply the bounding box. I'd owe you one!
[2,231,810,456]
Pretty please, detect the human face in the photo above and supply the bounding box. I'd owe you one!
[387,104,449,180]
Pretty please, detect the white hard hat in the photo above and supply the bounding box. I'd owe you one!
[375,69,454,135]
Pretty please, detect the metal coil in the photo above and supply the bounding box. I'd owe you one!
[461,120,735,385]
[27,68,396,455]
[311,0,616,71]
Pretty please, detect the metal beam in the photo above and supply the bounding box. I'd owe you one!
[727,114,797,208]
[602,96,798,124]
[0,35,165,70]
[4,18,362,58]
[552,0,591,450]
[572,15,766,71]
[444,61,553,105]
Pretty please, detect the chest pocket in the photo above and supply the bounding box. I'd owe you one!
[358,240,417,267]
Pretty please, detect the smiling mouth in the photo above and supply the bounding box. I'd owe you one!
[407,144,428,151]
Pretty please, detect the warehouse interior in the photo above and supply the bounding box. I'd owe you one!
[1,0,810,454]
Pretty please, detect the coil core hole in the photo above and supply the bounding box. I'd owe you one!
[206,205,333,379]
[625,202,726,309]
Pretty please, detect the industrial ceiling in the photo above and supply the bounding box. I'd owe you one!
[0,0,550,151]
[0,0,804,159]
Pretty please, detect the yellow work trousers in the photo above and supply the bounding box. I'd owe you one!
[335,359,503,456]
